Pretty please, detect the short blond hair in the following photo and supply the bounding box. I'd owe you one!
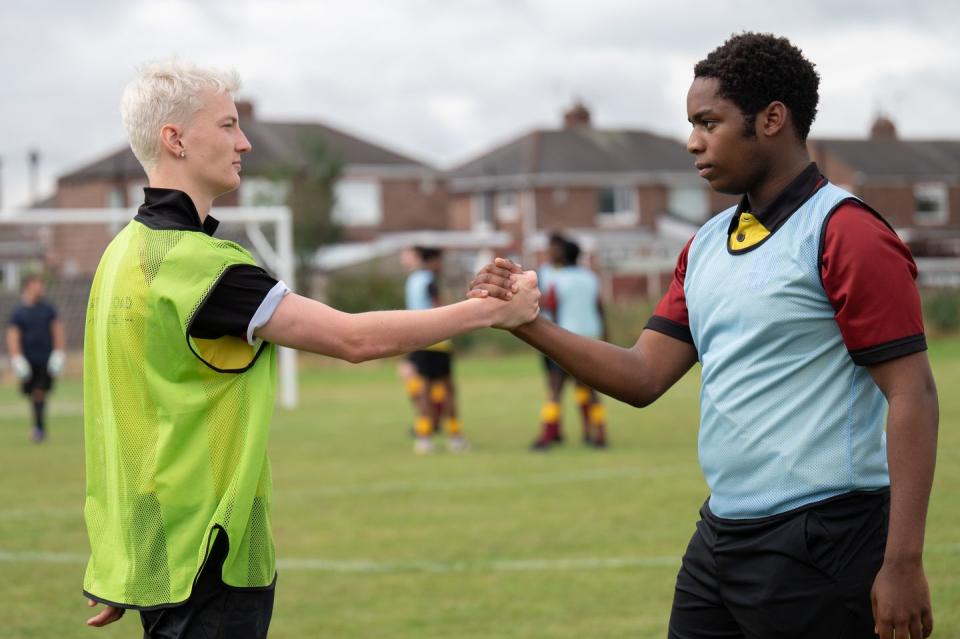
[120,60,240,171]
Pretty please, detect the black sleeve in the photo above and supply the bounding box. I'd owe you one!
[427,281,440,306]
[189,265,279,340]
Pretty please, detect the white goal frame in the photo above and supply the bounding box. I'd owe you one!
[0,206,299,409]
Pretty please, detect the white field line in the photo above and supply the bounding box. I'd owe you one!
[0,549,674,573]
[3,544,958,574]
[0,465,690,522]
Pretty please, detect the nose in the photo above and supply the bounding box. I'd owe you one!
[237,127,252,154]
[687,129,704,155]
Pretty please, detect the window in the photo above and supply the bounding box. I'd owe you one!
[497,190,518,222]
[127,180,148,207]
[241,177,289,207]
[334,180,382,226]
[668,186,709,222]
[914,183,949,225]
[107,186,125,209]
[472,193,494,230]
[597,187,637,226]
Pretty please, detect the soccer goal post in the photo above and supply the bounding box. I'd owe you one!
[0,205,299,409]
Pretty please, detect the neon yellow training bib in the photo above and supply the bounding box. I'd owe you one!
[83,220,277,608]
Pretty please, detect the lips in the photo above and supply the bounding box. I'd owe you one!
[695,163,713,178]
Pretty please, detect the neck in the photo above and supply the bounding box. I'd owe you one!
[147,170,213,221]
[747,147,811,212]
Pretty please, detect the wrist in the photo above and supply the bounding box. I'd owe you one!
[883,551,924,566]
[467,297,497,330]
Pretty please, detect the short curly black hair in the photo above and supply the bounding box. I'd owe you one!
[694,32,820,141]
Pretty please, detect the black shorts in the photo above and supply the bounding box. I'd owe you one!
[21,361,53,395]
[140,534,275,639]
[408,350,452,380]
[669,489,889,639]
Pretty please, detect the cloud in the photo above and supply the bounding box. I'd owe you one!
[1,0,958,207]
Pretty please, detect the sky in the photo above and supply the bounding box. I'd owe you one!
[1,0,959,207]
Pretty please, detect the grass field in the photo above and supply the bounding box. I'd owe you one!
[1,336,958,638]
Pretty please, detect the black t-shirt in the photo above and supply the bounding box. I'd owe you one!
[190,265,279,340]
[9,300,57,364]
[134,187,280,342]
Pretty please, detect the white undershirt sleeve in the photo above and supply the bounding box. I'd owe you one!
[246,280,291,345]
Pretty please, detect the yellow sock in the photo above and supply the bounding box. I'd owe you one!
[415,416,433,437]
[429,383,447,404]
[589,403,607,425]
[405,376,425,397]
[574,386,592,407]
[540,402,561,423]
[447,417,462,436]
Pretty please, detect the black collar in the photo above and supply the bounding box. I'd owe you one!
[729,162,826,235]
[134,188,220,236]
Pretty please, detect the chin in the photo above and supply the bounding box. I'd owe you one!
[708,177,744,196]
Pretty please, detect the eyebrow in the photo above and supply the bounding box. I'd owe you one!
[688,109,717,124]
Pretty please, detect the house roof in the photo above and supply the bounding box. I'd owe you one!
[447,128,695,182]
[59,118,434,183]
[814,139,960,178]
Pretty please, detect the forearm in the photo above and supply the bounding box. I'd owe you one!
[341,300,494,362]
[52,320,66,351]
[5,327,21,357]
[884,389,938,562]
[512,317,685,406]
[262,294,496,363]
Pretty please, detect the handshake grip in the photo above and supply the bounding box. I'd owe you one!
[491,270,541,330]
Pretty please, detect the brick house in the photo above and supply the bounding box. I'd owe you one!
[810,116,960,257]
[47,101,446,275]
[444,102,738,297]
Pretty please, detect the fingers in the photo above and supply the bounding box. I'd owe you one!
[86,604,124,627]
[922,609,934,637]
[87,598,96,608]
[494,257,522,273]
[473,272,520,291]
[910,617,923,639]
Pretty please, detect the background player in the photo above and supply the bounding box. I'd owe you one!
[6,274,65,442]
[532,235,609,450]
[404,246,467,454]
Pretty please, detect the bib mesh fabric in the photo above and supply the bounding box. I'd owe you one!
[83,220,277,608]
[685,184,889,519]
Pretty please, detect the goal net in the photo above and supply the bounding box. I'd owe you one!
[0,206,299,409]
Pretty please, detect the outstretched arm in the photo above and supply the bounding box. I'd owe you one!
[868,351,938,639]
[256,272,539,363]
[512,318,696,407]
[471,259,697,406]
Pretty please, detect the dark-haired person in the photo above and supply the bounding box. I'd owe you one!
[470,32,936,639]
[404,246,468,454]
[531,236,609,450]
[6,274,65,442]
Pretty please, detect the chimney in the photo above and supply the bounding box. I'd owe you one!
[236,100,255,122]
[870,114,897,140]
[28,149,39,204]
[563,101,591,130]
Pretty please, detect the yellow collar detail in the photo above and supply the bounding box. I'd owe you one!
[728,212,771,251]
